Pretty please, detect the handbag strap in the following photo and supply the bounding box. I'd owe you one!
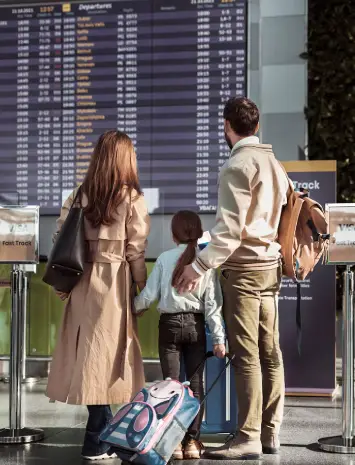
[71,185,82,209]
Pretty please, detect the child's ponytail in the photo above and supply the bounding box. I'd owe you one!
[171,211,203,288]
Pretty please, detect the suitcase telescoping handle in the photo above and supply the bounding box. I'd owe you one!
[189,351,235,408]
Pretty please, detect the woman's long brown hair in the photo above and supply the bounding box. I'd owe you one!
[81,130,142,228]
[171,211,203,287]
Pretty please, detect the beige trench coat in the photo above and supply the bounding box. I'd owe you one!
[46,189,150,405]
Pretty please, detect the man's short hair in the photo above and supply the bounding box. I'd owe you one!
[223,97,259,137]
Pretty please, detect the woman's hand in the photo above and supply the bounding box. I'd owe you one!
[55,290,69,301]
[136,281,146,292]
[213,343,226,359]
[136,309,148,318]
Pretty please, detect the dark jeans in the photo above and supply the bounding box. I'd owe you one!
[82,405,113,457]
[158,312,206,438]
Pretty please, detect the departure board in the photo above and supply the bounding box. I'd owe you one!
[0,0,247,214]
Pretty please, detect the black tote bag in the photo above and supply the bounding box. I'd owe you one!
[43,188,86,293]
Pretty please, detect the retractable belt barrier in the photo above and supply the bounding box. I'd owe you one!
[319,204,355,453]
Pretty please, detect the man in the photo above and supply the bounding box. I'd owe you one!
[176,97,289,460]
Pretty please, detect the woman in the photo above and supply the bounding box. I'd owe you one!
[46,130,150,461]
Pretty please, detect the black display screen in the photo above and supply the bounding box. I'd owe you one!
[0,0,247,214]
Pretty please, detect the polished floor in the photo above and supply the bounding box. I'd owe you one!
[0,380,352,465]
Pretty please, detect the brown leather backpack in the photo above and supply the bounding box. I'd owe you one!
[278,168,330,281]
[277,165,330,353]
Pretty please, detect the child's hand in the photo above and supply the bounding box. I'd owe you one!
[213,343,226,359]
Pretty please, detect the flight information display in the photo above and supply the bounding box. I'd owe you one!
[0,0,247,214]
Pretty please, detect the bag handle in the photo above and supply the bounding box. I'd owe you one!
[189,351,235,408]
[278,161,311,199]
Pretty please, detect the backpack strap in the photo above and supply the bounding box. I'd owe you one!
[296,283,302,354]
[282,196,304,280]
[277,161,294,197]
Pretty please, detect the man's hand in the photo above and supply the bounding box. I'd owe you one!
[175,264,201,294]
[213,343,226,359]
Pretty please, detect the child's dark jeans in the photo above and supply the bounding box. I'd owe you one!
[158,312,206,438]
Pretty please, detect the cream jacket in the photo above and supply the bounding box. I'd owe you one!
[194,143,289,273]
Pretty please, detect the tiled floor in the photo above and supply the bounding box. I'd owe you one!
[0,380,353,465]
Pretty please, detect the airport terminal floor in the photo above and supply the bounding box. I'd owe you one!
[0,379,352,465]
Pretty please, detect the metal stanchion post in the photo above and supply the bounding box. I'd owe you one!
[0,265,44,444]
[343,267,354,446]
[0,278,11,384]
[11,266,21,431]
[318,266,355,453]
[21,272,27,382]
[21,270,38,385]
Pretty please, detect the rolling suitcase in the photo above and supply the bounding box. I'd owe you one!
[179,327,238,434]
[201,327,237,433]
[99,352,234,465]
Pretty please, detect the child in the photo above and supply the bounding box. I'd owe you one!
[134,210,226,460]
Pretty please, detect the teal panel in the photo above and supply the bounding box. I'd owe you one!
[0,265,11,355]
[28,263,65,356]
[137,262,159,359]
[0,262,160,359]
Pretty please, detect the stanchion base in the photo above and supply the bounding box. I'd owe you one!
[1,377,40,384]
[0,428,44,444]
[22,377,40,385]
[319,436,355,454]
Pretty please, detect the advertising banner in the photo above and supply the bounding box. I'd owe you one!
[279,161,337,396]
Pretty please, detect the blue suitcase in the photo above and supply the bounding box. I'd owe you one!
[180,238,238,433]
[201,328,237,433]
[180,339,237,434]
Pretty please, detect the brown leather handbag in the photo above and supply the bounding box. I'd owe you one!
[43,188,86,293]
